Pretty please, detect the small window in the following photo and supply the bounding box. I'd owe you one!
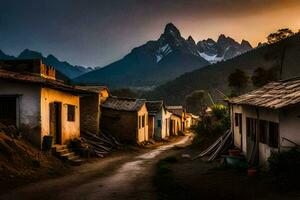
[67,105,75,122]
[142,115,145,128]
[269,122,279,148]
[157,120,161,128]
[235,113,239,126]
[259,120,268,144]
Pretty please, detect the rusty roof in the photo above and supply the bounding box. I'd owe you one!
[166,105,185,117]
[146,101,164,115]
[75,85,110,93]
[228,77,300,109]
[102,96,146,112]
[0,69,95,95]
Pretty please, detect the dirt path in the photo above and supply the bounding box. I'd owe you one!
[0,133,194,200]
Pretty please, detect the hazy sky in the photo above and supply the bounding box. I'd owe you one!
[0,0,300,67]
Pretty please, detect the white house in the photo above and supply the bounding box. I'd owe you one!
[228,77,300,165]
[146,101,171,139]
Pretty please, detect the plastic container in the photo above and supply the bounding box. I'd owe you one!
[42,135,53,151]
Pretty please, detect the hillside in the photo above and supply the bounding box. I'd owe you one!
[0,49,90,79]
[145,33,300,107]
[74,23,251,88]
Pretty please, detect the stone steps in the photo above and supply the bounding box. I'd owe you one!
[52,145,83,166]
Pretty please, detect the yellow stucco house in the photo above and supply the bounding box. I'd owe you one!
[0,59,95,148]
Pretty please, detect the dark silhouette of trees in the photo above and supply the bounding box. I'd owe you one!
[267,28,294,79]
[111,88,137,98]
[228,69,249,95]
[251,67,278,88]
[185,90,207,115]
[267,28,294,44]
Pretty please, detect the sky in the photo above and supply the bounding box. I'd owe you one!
[0,0,300,68]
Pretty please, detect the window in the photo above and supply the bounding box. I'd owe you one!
[269,122,279,148]
[157,120,161,128]
[235,113,239,126]
[246,117,257,141]
[142,115,145,128]
[138,116,141,129]
[259,120,268,144]
[67,105,75,122]
[146,115,148,126]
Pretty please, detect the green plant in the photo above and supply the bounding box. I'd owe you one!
[268,148,300,181]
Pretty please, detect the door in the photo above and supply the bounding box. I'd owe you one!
[0,96,17,126]
[246,118,257,162]
[50,102,62,144]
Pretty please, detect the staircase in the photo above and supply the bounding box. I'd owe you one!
[52,145,83,166]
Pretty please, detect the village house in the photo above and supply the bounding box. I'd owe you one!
[100,96,149,143]
[146,101,171,140]
[167,106,186,134]
[76,86,110,135]
[228,78,300,165]
[0,59,94,148]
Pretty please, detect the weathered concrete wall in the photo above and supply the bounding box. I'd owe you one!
[137,104,149,143]
[101,108,137,143]
[280,105,300,149]
[0,80,41,146]
[232,104,280,164]
[170,115,181,135]
[80,94,100,134]
[41,87,80,146]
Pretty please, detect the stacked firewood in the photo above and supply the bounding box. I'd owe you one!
[80,131,122,158]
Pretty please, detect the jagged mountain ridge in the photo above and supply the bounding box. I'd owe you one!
[74,23,252,88]
[145,33,300,108]
[0,49,90,79]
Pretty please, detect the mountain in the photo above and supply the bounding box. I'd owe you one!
[0,49,90,79]
[145,33,300,108]
[197,35,252,63]
[74,23,252,88]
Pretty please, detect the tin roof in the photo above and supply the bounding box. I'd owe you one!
[228,77,300,109]
[166,105,184,117]
[146,101,164,115]
[102,96,146,112]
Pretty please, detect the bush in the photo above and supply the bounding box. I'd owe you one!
[192,104,230,137]
[268,148,300,181]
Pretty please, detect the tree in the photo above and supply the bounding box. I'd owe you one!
[267,28,294,44]
[251,67,278,87]
[185,90,207,115]
[266,28,294,79]
[228,69,249,95]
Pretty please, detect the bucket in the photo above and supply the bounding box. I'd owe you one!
[42,135,53,151]
[247,168,257,176]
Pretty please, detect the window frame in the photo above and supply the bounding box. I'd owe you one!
[67,104,76,122]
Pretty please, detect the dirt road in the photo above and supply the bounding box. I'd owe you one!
[1,134,193,200]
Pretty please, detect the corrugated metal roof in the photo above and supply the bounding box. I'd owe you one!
[146,101,163,115]
[166,105,184,117]
[102,96,146,112]
[229,77,300,109]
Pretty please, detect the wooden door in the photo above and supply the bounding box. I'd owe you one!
[50,102,62,144]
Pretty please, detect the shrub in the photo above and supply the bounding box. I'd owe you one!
[192,104,230,137]
[268,148,300,181]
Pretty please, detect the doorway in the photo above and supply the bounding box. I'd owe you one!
[50,102,62,144]
[0,96,17,126]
